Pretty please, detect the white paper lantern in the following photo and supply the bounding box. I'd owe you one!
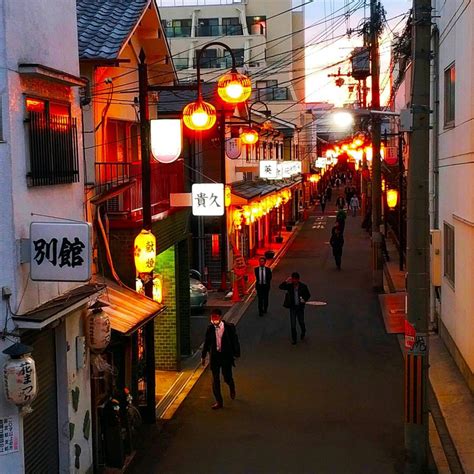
[150,119,182,163]
[3,343,38,408]
[85,303,111,353]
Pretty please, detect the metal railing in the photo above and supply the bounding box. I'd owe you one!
[94,161,184,219]
[158,0,247,6]
[164,24,244,38]
[26,112,79,186]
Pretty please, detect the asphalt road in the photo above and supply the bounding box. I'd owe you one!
[131,203,405,474]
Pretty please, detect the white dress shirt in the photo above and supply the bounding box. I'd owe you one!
[259,266,266,284]
[215,321,225,352]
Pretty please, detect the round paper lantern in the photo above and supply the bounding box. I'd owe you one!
[3,343,38,409]
[150,119,182,163]
[240,128,259,145]
[182,98,216,131]
[153,275,163,304]
[217,71,252,104]
[85,304,111,353]
[134,230,156,274]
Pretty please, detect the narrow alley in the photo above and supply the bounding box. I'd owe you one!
[131,199,405,474]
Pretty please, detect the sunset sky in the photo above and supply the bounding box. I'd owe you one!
[304,0,411,106]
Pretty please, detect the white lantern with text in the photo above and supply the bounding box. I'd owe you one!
[150,119,182,163]
[85,302,111,353]
[3,343,38,411]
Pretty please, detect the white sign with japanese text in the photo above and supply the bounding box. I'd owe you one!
[259,160,278,179]
[192,183,225,216]
[30,222,92,282]
[226,138,242,160]
[282,161,302,178]
[315,158,327,168]
[0,416,19,455]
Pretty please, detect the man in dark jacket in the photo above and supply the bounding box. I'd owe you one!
[279,272,311,344]
[254,257,272,316]
[330,223,345,270]
[201,309,240,409]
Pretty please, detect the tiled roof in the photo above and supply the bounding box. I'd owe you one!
[231,177,301,201]
[77,0,149,60]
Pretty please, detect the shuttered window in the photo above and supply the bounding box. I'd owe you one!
[443,222,455,286]
[22,329,59,474]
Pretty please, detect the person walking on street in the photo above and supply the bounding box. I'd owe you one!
[201,309,240,409]
[330,223,345,270]
[254,257,272,316]
[325,186,332,202]
[320,193,327,214]
[279,272,311,345]
[335,195,345,210]
[349,194,360,217]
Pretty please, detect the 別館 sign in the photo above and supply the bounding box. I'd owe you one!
[30,222,92,282]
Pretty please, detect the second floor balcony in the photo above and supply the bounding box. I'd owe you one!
[94,160,184,224]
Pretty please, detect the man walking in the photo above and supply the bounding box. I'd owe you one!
[330,223,345,270]
[349,194,360,217]
[279,272,311,345]
[254,257,272,316]
[202,309,240,409]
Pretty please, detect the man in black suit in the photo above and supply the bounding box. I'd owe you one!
[254,257,272,316]
[201,309,240,410]
[279,272,311,345]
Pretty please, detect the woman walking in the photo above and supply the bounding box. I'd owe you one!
[330,223,345,270]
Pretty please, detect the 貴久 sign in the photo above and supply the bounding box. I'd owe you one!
[192,183,225,216]
[30,222,92,282]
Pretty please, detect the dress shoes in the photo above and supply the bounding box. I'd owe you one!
[230,387,236,400]
[301,332,306,340]
[211,402,223,410]
[291,341,297,345]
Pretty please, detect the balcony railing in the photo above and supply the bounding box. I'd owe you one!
[158,0,247,6]
[253,87,290,101]
[95,161,184,220]
[173,57,190,70]
[192,56,244,69]
[26,112,80,186]
[165,24,244,38]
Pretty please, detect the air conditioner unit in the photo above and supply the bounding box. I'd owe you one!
[430,229,442,286]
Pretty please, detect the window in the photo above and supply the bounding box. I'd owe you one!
[247,16,266,35]
[196,18,219,37]
[106,120,140,164]
[444,63,455,126]
[224,48,244,67]
[444,222,455,286]
[26,97,79,186]
[195,48,218,68]
[222,17,242,35]
[163,19,191,37]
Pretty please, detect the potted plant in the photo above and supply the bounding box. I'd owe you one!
[285,223,293,231]
[264,250,275,260]
[275,235,284,243]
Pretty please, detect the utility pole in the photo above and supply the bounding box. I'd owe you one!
[138,49,156,424]
[404,0,431,469]
[370,0,383,292]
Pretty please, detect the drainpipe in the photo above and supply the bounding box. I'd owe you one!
[430,25,440,328]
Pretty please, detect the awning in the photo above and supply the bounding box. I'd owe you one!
[98,279,165,336]
[231,176,302,205]
[13,283,105,330]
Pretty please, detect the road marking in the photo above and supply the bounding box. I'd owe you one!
[306,301,327,306]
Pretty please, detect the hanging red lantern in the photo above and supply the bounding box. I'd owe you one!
[217,70,252,104]
[240,127,259,145]
[182,98,217,131]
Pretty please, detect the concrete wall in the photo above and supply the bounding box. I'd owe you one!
[436,0,474,377]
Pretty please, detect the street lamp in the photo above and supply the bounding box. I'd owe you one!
[182,42,251,131]
[240,100,271,146]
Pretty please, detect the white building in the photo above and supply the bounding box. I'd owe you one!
[431,0,474,393]
[390,3,474,394]
[0,1,99,472]
[157,0,307,139]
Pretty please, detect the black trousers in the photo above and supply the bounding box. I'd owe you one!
[289,306,306,342]
[211,356,235,404]
[333,249,343,268]
[256,284,270,314]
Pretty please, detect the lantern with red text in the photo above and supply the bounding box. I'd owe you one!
[3,343,38,411]
[134,230,156,274]
[85,301,111,353]
[217,71,252,104]
[183,98,217,131]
